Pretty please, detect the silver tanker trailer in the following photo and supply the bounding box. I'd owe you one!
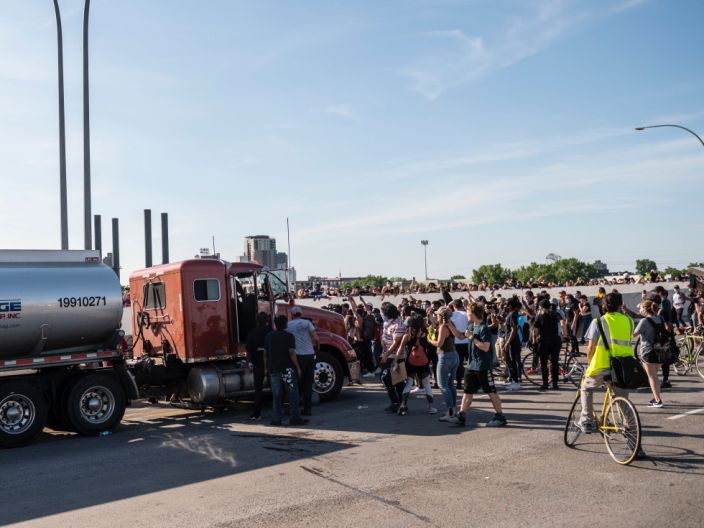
[0,250,138,448]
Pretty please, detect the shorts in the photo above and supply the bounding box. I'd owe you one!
[641,351,661,364]
[463,370,497,395]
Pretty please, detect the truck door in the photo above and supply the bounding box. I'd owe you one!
[255,272,274,321]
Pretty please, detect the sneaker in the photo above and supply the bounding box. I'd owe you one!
[438,412,455,422]
[551,384,560,391]
[427,407,438,415]
[362,372,376,378]
[384,403,400,413]
[410,386,424,395]
[249,413,262,421]
[661,381,672,389]
[373,367,382,376]
[574,420,593,434]
[397,405,408,416]
[648,399,663,408]
[486,414,507,427]
[539,384,549,391]
[506,382,521,391]
[288,417,309,426]
[451,412,466,426]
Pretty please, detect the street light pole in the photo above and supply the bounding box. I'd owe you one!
[421,240,429,280]
[52,0,68,249]
[83,0,93,249]
[635,124,704,149]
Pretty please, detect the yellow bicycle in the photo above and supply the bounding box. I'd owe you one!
[564,378,641,465]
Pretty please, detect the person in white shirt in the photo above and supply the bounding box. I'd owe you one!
[287,306,319,416]
[450,300,470,389]
[672,285,686,329]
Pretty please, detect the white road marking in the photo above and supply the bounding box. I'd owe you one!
[668,407,704,420]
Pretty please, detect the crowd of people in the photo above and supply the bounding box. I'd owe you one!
[249,277,704,434]
[296,269,692,301]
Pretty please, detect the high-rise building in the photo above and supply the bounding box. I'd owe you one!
[244,235,287,269]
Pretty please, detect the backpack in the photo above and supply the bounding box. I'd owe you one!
[407,338,429,367]
[645,317,678,364]
[517,314,526,343]
[361,314,377,341]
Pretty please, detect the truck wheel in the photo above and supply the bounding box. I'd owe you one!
[65,374,126,436]
[314,350,344,402]
[0,382,48,448]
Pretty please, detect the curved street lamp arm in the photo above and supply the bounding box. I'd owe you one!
[635,124,704,148]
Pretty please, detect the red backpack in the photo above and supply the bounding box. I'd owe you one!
[407,338,429,367]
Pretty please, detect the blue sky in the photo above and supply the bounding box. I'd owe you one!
[1,0,703,282]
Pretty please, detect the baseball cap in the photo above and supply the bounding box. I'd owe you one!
[291,306,302,315]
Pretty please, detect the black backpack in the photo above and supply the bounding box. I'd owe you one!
[361,314,377,341]
[645,317,678,364]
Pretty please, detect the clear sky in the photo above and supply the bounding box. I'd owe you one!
[1,0,702,282]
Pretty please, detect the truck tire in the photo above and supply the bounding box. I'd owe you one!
[65,373,126,436]
[0,382,48,448]
[314,350,344,402]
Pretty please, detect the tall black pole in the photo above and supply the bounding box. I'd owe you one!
[112,218,120,280]
[161,213,169,264]
[94,214,102,256]
[83,0,92,248]
[52,0,68,249]
[144,209,153,267]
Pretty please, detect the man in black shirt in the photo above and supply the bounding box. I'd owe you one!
[245,312,272,420]
[264,315,307,426]
[534,299,562,390]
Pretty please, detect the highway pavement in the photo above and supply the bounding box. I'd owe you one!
[2,369,703,528]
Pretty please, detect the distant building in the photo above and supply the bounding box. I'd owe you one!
[296,276,362,289]
[244,235,287,269]
[593,260,609,276]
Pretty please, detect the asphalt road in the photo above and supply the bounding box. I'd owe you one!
[2,369,703,528]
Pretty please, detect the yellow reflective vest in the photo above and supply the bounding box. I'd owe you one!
[585,312,634,376]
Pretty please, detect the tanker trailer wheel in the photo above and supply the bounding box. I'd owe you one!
[65,374,126,436]
[314,350,344,402]
[0,382,48,448]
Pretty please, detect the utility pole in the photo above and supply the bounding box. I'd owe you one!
[421,240,429,280]
[83,0,93,249]
[52,0,68,249]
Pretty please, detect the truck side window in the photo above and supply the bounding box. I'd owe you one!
[194,279,221,302]
[143,282,166,310]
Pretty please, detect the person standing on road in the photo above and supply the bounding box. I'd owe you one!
[451,300,470,390]
[633,300,664,408]
[397,314,436,415]
[577,293,634,433]
[502,297,523,391]
[245,312,272,420]
[264,315,307,426]
[427,307,459,421]
[287,306,319,417]
[534,299,562,391]
[348,296,377,377]
[672,285,686,329]
[452,303,507,427]
[655,286,674,390]
[380,303,406,412]
[578,295,592,345]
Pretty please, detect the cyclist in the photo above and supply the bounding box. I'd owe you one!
[576,292,634,434]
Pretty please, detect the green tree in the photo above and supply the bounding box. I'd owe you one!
[663,266,685,277]
[471,264,510,285]
[513,262,555,283]
[635,259,658,275]
[351,275,388,288]
[552,258,599,282]
[451,274,466,280]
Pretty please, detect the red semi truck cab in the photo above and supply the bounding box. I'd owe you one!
[129,259,360,402]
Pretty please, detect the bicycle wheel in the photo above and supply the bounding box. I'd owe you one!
[603,396,641,465]
[695,345,704,380]
[564,394,583,447]
[521,351,542,387]
[565,355,585,387]
[674,339,691,376]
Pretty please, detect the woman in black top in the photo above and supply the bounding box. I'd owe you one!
[245,312,272,420]
[534,299,562,390]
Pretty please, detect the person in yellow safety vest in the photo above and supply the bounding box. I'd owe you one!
[577,292,634,433]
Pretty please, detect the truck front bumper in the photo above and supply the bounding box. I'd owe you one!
[347,360,361,384]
